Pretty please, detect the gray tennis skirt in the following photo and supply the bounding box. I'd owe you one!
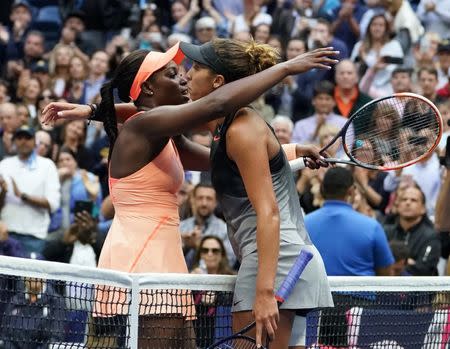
[231,243,333,313]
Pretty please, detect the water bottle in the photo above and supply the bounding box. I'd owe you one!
[199,258,208,274]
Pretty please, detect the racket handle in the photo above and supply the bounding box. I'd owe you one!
[289,157,306,172]
[275,250,313,303]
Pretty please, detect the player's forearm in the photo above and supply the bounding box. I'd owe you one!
[435,170,450,231]
[255,214,280,293]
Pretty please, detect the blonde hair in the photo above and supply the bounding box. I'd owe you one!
[212,38,280,82]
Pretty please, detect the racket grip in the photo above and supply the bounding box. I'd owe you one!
[275,250,313,303]
[289,157,306,172]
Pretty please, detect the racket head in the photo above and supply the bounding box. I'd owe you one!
[208,334,263,349]
[341,92,443,171]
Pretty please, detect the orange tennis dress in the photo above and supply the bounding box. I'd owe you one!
[95,131,194,318]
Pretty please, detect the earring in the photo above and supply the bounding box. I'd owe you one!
[149,91,154,96]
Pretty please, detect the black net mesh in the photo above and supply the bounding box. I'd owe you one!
[0,272,449,349]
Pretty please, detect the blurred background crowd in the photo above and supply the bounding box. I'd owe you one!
[0,0,449,284]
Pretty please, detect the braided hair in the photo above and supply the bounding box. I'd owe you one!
[96,49,150,156]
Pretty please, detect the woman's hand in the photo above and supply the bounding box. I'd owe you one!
[253,290,279,347]
[283,47,339,75]
[295,144,330,169]
[41,102,91,125]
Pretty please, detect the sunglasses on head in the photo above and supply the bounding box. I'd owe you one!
[200,247,221,255]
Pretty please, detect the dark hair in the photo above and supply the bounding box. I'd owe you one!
[389,240,409,262]
[211,38,280,82]
[97,50,149,156]
[321,167,354,200]
[57,146,78,163]
[363,14,390,50]
[193,182,215,197]
[391,67,413,77]
[313,80,335,98]
[417,66,438,80]
[192,235,235,275]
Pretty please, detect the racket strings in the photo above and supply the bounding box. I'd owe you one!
[210,337,260,349]
[344,97,440,168]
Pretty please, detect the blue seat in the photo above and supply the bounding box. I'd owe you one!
[34,5,61,26]
[28,0,58,8]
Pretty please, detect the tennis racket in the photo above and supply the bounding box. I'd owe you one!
[289,93,443,171]
[207,249,314,349]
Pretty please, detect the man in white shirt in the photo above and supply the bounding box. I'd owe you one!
[0,126,60,255]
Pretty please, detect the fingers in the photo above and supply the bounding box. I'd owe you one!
[255,321,263,348]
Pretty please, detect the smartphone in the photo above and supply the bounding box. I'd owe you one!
[74,200,94,215]
[382,56,404,65]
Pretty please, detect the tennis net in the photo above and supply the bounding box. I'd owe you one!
[1,256,450,348]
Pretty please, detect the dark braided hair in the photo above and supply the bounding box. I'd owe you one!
[96,49,150,157]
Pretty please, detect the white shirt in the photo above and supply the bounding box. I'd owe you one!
[0,155,61,239]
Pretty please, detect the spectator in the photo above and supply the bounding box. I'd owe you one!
[413,32,441,70]
[272,0,319,45]
[307,18,349,59]
[80,50,109,105]
[292,80,347,144]
[48,44,75,97]
[64,55,89,103]
[270,115,294,145]
[55,147,101,231]
[361,66,413,99]
[0,277,65,348]
[266,37,307,119]
[0,126,60,255]
[306,167,394,276]
[43,211,100,265]
[252,23,271,44]
[380,0,424,55]
[416,0,450,39]
[383,185,441,275]
[180,182,235,270]
[60,119,95,171]
[437,100,450,151]
[191,235,235,275]
[0,1,32,66]
[171,0,196,35]
[329,0,366,52]
[35,130,53,159]
[436,38,450,90]
[30,59,51,95]
[194,16,217,45]
[352,13,404,98]
[333,59,372,118]
[17,75,41,120]
[0,102,22,159]
[417,66,442,104]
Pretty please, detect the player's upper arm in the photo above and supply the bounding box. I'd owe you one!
[226,109,279,217]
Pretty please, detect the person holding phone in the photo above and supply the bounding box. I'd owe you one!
[350,13,404,98]
[55,146,102,231]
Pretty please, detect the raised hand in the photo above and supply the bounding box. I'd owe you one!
[41,102,91,125]
[283,47,339,75]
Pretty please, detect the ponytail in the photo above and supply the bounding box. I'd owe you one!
[97,81,118,158]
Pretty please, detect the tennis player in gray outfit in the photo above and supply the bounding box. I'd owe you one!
[180,38,335,348]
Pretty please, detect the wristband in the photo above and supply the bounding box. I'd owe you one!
[87,103,98,124]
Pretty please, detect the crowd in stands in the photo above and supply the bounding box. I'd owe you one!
[0,0,448,287]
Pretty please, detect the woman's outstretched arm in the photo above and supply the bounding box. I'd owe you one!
[133,48,338,139]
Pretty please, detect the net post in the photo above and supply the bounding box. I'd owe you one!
[129,274,140,349]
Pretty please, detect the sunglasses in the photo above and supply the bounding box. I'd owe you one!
[200,247,221,255]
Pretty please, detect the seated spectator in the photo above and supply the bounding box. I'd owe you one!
[436,38,450,90]
[333,59,372,119]
[0,277,65,348]
[413,32,441,70]
[180,183,236,270]
[193,16,218,45]
[270,115,294,145]
[306,167,394,276]
[35,130,53,159]
[307,18,349,59]
[191,235,234,275]
[17,76,42,120]
[436,100,450,151]
[361,66,414,99]
[416,0,450,39]
[418,66,443,104]
[54,147,101,231]
[383,185,441,276]
[0,126,60,255]
[171,0,195,34]
[48,44,75,98]
[252,23,271,44]
[292,80,347,144]
[389,240,411,276]
[63,55,89,103]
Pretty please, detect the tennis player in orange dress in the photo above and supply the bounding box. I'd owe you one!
[42,42,337,347]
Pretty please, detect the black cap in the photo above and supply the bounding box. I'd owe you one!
[13,126,35,140]
[438,39,450,53]
[180,41,234,82]
[31,60,48,74]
